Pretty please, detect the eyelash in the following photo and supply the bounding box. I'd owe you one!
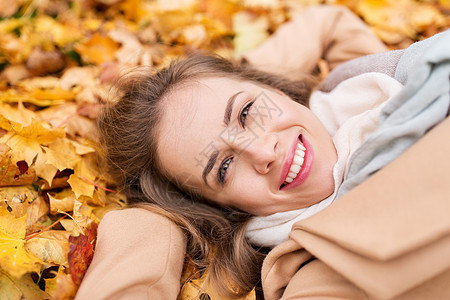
[218,100,255,184]
[239,101,254,128]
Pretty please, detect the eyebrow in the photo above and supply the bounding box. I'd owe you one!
[202,91,244,186]
[223,91,244,126]
[202,150,219,185]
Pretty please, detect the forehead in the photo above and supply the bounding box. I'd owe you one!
[160,77,245,145]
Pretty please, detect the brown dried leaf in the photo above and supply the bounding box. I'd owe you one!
[26,47,65,76]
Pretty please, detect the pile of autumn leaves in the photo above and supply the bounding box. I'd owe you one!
[0,0,449,299]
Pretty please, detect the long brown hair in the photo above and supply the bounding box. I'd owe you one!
[98,54,316,297]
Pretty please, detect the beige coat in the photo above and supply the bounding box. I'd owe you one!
[262,116,450,299]
[75,5,450,300]
[75,208,186,299]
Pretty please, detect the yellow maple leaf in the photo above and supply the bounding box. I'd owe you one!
[0,119,65,165]
[0,88,72,107]
[34,151,59,186]
[67,156,97,199]
[0,102,35,129]
[0,207,43,278]
[44,139,80,172]
[67,172,95,200]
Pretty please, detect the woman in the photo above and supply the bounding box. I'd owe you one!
[75,6,450,300]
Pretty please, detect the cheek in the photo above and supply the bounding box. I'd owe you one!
[226,171,267,210]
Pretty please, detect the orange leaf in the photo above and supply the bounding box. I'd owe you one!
[75,33,119,65]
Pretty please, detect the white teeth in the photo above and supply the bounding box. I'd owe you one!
[283,139,306,185]
[293,155,304,165]
[290,164,301,173]
[295,149,305,157]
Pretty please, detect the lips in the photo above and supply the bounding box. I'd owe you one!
[280,135,313,190]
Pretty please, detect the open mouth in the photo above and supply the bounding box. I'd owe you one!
[280,134,312,190]
[280,136,305,188]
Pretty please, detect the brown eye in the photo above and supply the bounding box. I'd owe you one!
[218,157,232,184]
[239,101,254,128]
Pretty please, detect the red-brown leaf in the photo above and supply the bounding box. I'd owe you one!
[68,223,98,285]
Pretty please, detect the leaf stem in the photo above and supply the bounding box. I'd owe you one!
[79,175,117,193]
[54,107,88,129]
[25,215,67,241]
[58,210,84,235]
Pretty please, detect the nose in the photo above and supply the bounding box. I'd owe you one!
[239,133,278,174]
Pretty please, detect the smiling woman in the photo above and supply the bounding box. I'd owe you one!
[96,54,319,297]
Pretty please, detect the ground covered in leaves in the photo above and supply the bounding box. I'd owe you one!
[0,0,449,299]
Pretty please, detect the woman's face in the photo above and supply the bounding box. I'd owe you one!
[157,77,337,216]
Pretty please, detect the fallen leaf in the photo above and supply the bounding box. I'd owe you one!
[0,270,49,300]
[0,118,65,165]
[0,207,43,278]
[34,15,82,48]
[48,189,76,214]
[44,139,80,172]
[72,199,95,235]
[34,152,59,187]
[0,185,38,218]
[0,102,35,129]
[0,143,37,187]
[68,173,95,200]
[44,266,77,300]
[59,219,74,232]
[68,223,98,285]
[75,32,120,65]
[68,157,97,199]
[1,64,32,85]
[25,230,71,266]
[26,47,66,76]
[179,267,256,300]
[26,196,50,227]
